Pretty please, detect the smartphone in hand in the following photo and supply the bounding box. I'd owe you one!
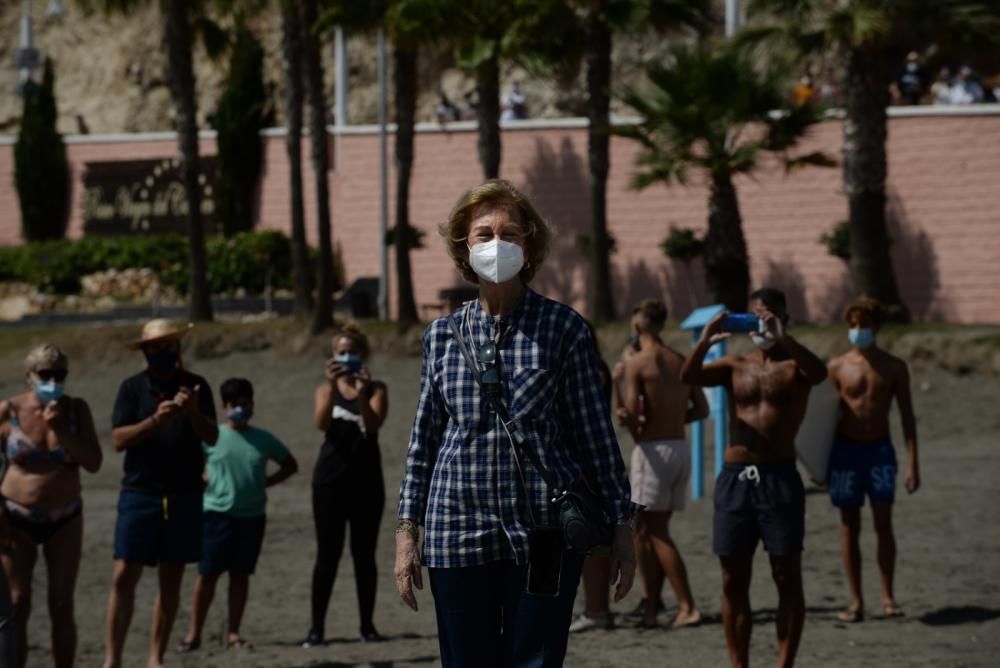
[721,313,760,333]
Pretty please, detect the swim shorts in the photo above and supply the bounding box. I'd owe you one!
[827,437,897,508]
[199,512,267,576]
[113,489,203,566]
[713,462,805,556]
[630,439,690,512]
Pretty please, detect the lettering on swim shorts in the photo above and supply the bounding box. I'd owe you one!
[871,465,895,492]
[830,470,855,499]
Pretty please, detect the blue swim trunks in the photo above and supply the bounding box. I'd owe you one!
[827,437,897,507]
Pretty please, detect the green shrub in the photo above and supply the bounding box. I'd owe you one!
[660,227,704,261]
[0,231,337,297]
[819,220,851,261]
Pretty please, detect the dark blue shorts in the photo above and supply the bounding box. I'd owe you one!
[827,437,897,508]
[113,489,203,566]
[713,462,805,557]
[199,512,267,576]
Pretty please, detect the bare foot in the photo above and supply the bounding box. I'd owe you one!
[227,633,253,650]
[836,607,865,623]
[883,601,905,618]
[670,608,702,628]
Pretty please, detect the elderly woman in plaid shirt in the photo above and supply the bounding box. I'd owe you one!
[395,180,636,667]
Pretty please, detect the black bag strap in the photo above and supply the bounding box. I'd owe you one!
[446,314,564,495]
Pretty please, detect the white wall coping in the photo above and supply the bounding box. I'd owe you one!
[0,104,998,145]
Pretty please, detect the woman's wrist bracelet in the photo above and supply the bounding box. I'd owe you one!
[396,520,419,538]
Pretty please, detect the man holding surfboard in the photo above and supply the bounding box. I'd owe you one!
[826,297,919,623]
[681,288,827,668]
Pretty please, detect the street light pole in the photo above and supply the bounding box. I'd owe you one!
[376,27,389,322]
[16,0,65,93]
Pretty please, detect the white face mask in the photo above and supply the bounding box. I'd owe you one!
[467,239,525,284]
[750,318,777,350]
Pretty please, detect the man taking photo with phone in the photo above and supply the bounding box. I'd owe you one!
[681,289,827,668]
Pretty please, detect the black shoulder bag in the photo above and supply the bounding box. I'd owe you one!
[447,315,613,552]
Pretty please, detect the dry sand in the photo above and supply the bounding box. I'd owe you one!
[1,339,998,668]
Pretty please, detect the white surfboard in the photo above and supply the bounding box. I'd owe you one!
[795,380,841,483]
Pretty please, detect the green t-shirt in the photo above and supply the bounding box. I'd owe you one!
[202,424,290,518]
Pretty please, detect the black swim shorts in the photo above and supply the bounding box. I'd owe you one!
[712,462,805,557]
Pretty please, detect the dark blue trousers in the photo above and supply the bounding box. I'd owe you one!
[428,551,585,668]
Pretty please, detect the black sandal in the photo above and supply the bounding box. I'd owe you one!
[176,638,201,653]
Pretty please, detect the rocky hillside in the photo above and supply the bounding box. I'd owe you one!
[0,1,681,136]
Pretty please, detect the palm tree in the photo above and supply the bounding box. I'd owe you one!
[443,0,579,179]
[87,0,216,320]
[617,43,834,310]
[743,0,1000,320]
[302,0,335,334]
[281,0,313,321]
[573,0,710,322]
[319,1,445,329]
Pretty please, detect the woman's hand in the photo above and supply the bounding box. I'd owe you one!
[354,368,372,395]
[324,358,349,385]
[394,528,423,611]
[609,524,636,602]
[42,398,70,434]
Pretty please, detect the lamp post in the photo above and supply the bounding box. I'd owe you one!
[16,0,65,94]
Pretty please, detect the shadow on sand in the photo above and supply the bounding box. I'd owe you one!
[919,606,1000,627]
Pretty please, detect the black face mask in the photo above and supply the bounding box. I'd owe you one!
[144,349,178,375]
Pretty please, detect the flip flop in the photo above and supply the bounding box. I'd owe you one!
[883,603,905,618]
[836,608,864,624]
[176,639,200,653]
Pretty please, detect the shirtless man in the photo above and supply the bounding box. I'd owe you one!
[681,289,827,668]
[826,297,919,623]
[618,300,708,629]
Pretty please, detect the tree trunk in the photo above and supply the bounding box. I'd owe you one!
[303,0,334,334]
[281,1,312,321]
[703,173,750,311]
[164,0,212,322]
[476,49,501,179]
[585,5,615,323]
[394,45,419,329]
[843,49,909,321]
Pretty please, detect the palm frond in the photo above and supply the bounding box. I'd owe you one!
[784,151,837,172]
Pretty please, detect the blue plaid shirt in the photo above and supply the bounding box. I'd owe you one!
[398,288,630,568]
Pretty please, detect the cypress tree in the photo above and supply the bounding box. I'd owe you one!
[215,22,267,237]
[14,59,70,242]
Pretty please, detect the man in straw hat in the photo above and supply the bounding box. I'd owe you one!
[103,319,218,668]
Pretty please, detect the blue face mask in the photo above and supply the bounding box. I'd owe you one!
[628,334,640,352]
[34,380,64,403]
[144,349,178,374]
[226,405,253,427]
[335,353,363,374]
[848,327,875,349]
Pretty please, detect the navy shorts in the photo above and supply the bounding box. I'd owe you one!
[199,512,267,576]
[113,489,203,566]
[827,437,897,508]
[713,462,805,557]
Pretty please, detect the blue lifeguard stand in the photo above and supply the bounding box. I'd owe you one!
[680,305,728,500]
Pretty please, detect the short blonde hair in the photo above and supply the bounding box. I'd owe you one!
[439,179,552,284]
[332,323,371,360]
[24,344,67,372]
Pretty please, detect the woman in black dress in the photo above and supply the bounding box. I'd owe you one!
[303,325,388,646]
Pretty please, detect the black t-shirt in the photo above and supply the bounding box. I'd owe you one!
[111,370,216,494]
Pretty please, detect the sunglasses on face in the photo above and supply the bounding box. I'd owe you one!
[34,369,68,382]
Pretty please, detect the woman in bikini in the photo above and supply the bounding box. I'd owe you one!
[0,344,102,668]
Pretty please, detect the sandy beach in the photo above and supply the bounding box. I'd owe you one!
[2,329,998,668]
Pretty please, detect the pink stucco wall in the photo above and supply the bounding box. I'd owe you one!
[1,111,998,323]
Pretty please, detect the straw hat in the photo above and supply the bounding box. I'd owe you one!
[128,319,193,350]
